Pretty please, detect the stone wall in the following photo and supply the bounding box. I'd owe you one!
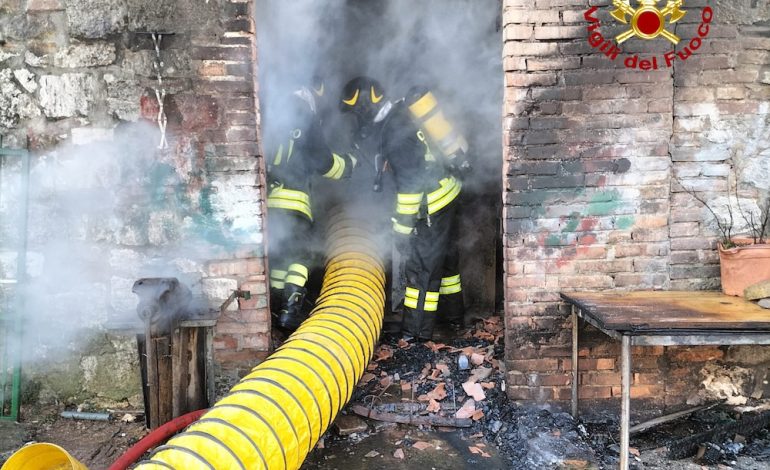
[502,0,770,410]
[0,0,269,405]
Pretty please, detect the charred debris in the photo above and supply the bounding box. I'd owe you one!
[283,318,770,469]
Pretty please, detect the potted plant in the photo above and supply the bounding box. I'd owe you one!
[676,173,770,297]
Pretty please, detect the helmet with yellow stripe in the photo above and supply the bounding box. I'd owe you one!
[339,76,387,132]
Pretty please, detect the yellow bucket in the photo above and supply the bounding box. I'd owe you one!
[1,443,88,470]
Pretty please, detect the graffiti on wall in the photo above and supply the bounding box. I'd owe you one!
[509,157,634,268]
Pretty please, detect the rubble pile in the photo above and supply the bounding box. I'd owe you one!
[325,318,770,469]
[585,402,770,469]
[347,317,598,468]
[351,317,507,426]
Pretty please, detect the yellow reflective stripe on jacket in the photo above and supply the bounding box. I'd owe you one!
[285,263,309,287]
[392,219,414,235]
[427,177,461,214]
[267,186,313,220]
[323,153,346,180]
[404,286,419,309]
[440,274,462,295]
[396,192,423,215]
[424,291,439,312]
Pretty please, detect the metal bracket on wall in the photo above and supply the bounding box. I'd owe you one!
[219,289,251,316]
[0,142,30,422]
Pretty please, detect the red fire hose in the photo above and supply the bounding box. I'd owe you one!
[108,409,208,470]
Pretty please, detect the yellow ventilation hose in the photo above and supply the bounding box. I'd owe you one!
[134,211,385,469]
[1,212,385,470]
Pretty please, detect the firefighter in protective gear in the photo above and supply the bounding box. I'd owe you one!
[340,76,468,341]
[268,78,357,332]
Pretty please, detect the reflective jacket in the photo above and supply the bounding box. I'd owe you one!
[380,102,462,234]
[267,93,355,221]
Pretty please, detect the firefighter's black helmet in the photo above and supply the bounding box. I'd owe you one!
[339,76,386,123]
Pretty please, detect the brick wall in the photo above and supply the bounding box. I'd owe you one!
[0,0,269,401]
[502,0,770,410]
[670,2,770,290]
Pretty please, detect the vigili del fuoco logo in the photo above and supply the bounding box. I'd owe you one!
[584,0,714,70]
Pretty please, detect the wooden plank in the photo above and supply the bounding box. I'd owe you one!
[187,328,207,410]
[145,322,160,429]
[180,328,191,412]
[179,319,217,328]
[186,328,198,410]
[156,336,173,427]
[171,328,188,418]
[351,404,473,428]
[205,327,215,407]
[562,291,770,332]
[629,403,717,435]
[136,334,151,429]
[632,334,770,346]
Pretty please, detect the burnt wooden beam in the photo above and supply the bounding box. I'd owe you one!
[351,404,473,428]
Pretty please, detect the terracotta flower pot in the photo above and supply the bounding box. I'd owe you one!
[718,240,770,296]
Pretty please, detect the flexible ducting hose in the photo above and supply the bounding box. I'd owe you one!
[133,210,386,470]
[108,409,208,470]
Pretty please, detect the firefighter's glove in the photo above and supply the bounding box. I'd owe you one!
[448,158,473,181]
[267,177,282,191]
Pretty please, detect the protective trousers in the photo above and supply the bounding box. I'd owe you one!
[402,202,464,340]
[268,208,312,312]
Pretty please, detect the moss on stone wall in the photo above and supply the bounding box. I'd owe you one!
[26,331,142,408]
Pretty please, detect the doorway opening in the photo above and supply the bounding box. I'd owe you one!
[256,0,504,338]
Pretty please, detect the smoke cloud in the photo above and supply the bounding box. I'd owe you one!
[1,0,505,368]
[1,122,245,365]
[256,0,504,286]
[256,0,503,187]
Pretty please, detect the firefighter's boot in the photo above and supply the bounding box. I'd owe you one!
[440,291,465,331]
[277,283,308,332]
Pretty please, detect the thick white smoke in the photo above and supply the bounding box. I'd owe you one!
[255,0,504,310]
[2,122,239,366]
[256,0,503,188]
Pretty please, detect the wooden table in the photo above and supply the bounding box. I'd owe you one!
[561,291,770,470]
